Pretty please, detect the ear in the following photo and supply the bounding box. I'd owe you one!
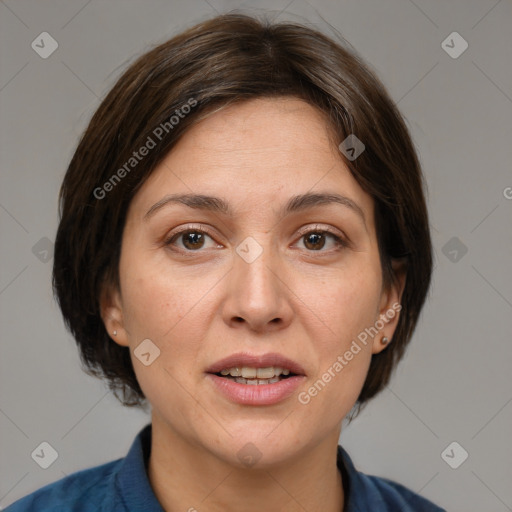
[99,280,129,347]
[371,259,407,355]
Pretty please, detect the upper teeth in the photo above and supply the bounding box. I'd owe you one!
[220,366,291,379]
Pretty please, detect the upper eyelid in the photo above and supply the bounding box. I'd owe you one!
[295,223,346,239]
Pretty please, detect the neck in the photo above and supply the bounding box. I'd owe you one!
[147,413,345,512]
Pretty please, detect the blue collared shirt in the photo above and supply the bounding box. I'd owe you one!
[5,424,445,511]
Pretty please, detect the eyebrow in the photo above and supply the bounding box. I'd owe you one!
[144,191,366,227]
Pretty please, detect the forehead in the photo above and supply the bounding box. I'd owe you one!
[128,97,374,222]
[175,97,338,170]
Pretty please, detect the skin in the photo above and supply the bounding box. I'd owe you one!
[101,97,405,512]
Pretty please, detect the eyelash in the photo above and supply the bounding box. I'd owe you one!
[164,224,348,254]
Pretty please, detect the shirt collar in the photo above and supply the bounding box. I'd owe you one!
[115,423,164,511]
[337,444,367,511]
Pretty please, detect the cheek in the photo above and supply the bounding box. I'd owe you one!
[119,248,209,341]
[304,265,381,408]
[314,262,382,345]
[117,255,207,410]
[117,247,222,392]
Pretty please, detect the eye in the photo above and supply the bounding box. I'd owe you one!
[165,225,220,252]
[164,224,348,254]
[295,227,347,252]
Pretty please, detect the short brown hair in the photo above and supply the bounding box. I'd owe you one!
[53,13,432,412]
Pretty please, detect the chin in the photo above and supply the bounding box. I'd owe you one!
[212,432,304,470]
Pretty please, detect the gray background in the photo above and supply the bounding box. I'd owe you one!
[1,1,511,511]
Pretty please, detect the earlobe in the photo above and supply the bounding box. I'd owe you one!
[99,283,129,347]
[372,334,394,355]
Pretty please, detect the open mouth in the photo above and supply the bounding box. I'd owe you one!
[206,356,306,404]
[213,366,297,385]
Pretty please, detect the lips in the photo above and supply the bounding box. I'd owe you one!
[205,352,306,376]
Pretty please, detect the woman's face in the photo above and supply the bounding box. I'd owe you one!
[103,97,403,467]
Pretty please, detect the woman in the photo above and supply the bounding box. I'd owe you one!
[6,12,445,512]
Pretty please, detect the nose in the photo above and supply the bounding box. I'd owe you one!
[221,237,294,333]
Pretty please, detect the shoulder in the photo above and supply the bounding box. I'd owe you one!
[338,446,446,512]
[357,472,446,511]
[4,458,123,512]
